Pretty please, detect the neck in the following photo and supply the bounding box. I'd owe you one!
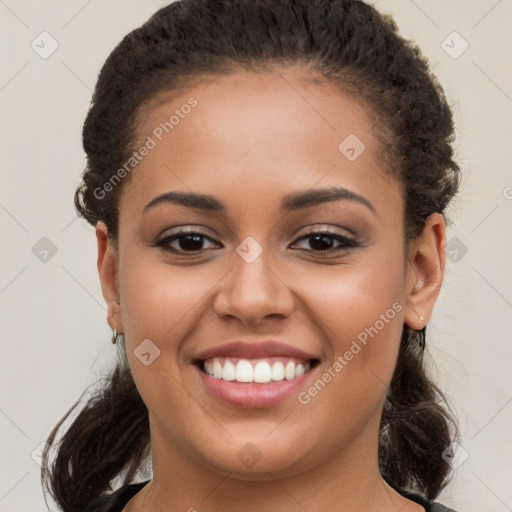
[125,416,424,512]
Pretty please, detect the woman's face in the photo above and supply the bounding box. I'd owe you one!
[97,68,443,480]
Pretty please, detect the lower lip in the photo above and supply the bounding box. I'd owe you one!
[195,364,315,408]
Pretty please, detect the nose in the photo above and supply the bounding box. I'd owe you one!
[213,249,295,327]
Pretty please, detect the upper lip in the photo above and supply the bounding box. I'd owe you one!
[193,341,320,362]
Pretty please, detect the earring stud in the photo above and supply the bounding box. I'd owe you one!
[112,330,129,368]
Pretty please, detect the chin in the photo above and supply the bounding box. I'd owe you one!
[197,436,314,480]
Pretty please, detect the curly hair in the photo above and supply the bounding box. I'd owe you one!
[41,1,461,511]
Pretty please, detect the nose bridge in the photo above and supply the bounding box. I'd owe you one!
[213,241,294,325]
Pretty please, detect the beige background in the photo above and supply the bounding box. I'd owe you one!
[1,0,511,510]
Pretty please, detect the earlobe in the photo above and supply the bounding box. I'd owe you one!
[96,221,123,332]
[404,213,446,331]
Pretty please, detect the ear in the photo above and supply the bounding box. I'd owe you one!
[96,221,124,333]
[404,213,446,331]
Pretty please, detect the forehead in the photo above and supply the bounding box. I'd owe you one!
[121,69,402,220]
[137,68,375,152]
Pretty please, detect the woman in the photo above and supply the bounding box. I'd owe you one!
[41,0,461,510]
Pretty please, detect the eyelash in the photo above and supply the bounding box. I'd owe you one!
[155,228,361,256]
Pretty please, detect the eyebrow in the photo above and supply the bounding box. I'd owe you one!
[143,186,376,215]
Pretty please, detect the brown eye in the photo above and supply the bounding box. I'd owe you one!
[157,231,221,254]
[291,231,360,255]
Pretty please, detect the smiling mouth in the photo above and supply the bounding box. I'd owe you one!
[195,356,321,384]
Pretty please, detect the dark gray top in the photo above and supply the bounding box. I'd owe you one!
[84,480,458,511]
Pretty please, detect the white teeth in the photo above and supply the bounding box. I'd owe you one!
[235,360,253,382]
[253,361,272,383]
[271,361,285,381]
[284,361,296,380]
[222,360,236,381]
[295,363,305,377]
[213,359,223,379]
[203,357,313,383]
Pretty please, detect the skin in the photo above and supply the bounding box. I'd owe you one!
[96,67,446,512]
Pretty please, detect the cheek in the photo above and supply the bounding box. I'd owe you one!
[118,261,220,424]
[119,260,222,361]
[289,251,405,345]
[289,252,406,409]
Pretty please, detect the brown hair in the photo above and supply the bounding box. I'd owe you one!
[42,1,460,510]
